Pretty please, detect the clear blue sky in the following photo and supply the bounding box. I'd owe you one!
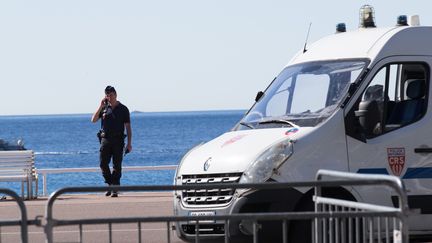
[1,1,431,115]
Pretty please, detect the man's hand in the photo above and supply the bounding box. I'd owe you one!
[126,144,132,153]
[91,97,108,123]
[100,97,108,107]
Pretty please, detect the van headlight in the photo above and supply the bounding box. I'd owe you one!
[239,139,293,184]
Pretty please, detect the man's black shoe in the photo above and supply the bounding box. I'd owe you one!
[111,192,118,197]
[105,191,112,197]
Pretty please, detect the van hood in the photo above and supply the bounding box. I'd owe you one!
[177,127,313,175]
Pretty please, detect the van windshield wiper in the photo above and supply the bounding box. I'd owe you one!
[258,119,298,127]
[239,122,254,129]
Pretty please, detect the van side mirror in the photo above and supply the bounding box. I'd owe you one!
[255,91,264,102]
[354,100,381,137]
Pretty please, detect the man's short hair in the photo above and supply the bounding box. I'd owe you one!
[105,85,116,94]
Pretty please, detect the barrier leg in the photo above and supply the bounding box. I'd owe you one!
[35,176,39,198]
[21,182,24,198]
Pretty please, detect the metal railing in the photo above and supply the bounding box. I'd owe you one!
[42,170,409,243]
[37,165,177,196]
[314,169,409,243]
[0,188,30,243]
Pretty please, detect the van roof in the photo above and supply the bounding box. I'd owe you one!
[288,26,432,66]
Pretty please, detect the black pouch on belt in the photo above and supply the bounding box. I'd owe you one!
[96,130,104,144]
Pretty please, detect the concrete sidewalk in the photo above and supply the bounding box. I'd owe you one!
[0,192,185,243]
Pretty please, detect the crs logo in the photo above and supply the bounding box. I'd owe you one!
[387,148,405,176]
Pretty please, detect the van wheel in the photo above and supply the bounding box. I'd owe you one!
[288,195,314,243]
[289,189,358,243]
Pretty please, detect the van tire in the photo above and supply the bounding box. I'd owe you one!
[289,188,357,243]
[288,193,314,243]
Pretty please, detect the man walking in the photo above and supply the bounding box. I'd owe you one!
[91,85,132,197]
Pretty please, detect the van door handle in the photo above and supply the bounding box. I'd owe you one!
[414,148,432,153]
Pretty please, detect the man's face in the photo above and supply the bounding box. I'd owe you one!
[105,92,117,102]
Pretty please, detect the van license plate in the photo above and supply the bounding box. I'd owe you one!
[190,211,215,216]
[189,211,216,223]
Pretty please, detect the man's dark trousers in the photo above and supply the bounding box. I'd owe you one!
[99,137,124,185]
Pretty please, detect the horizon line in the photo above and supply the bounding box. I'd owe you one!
[0,108,248,118]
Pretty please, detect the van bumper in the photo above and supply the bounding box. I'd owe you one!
[174,187,304,240]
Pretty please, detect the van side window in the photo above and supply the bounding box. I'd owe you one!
[353,63,428,139]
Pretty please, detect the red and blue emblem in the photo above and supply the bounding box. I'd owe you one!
[285,128,299,136]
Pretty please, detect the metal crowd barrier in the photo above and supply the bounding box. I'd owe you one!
[42,170,409,243]
[0,188,30,243]
[314,170,409,243]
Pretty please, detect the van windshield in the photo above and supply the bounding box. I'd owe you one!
[237,60,367,130]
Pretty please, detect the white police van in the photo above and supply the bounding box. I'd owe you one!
[174,6,432,241]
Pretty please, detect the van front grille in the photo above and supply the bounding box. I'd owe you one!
[181,173,242,206]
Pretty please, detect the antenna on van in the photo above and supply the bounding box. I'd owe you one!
[303,22,312,53]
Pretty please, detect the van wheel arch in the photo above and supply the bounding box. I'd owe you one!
[288,187,357,243]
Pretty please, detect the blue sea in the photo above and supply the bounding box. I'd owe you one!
[0,110,245,195]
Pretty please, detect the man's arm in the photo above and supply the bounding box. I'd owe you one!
[91,98,105,123]
[125,122,132,152]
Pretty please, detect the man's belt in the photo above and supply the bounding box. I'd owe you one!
[101,132,125,139]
